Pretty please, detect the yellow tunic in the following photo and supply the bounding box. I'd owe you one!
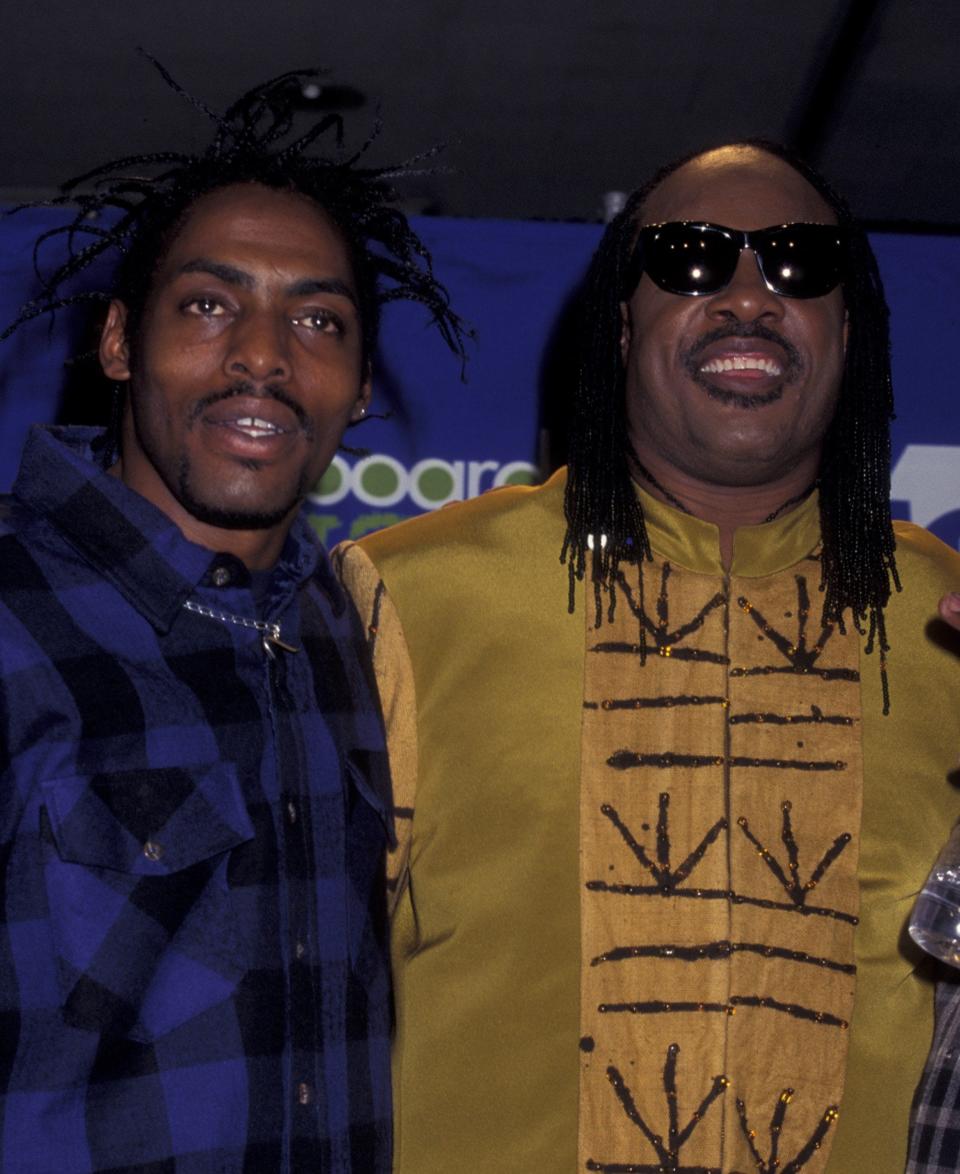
[337,470,960,1173]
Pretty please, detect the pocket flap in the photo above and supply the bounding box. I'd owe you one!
[41,764,255,875]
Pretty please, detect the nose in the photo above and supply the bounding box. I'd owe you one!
[705,248,785,324]
[225,310,290,384]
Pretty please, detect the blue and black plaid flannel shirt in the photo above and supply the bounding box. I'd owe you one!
[0,426,393,1172]
[908,977,960,1173]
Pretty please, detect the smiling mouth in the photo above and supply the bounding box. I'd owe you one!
[699,355,783,378]
[683,324,802,398]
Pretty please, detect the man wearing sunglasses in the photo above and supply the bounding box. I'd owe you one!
[337,143,960,1172]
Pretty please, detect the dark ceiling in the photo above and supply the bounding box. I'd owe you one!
[0,0,957,227]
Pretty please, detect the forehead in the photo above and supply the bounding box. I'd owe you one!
[640,148,837,231]
[156,183,354,282]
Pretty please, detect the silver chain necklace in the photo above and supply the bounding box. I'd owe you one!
[182,599,300,657]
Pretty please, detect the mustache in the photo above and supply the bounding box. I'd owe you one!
[189,382,313,437]
[682,322,803,381]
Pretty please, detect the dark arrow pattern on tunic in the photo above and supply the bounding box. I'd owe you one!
[735,1090,839,1174]
[733,577,859,682]
[592,563,728,664]
[582,557,858,1169]
[586,1044,727,1173]
[737,801,852,909]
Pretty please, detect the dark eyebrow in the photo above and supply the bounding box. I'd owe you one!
[178,258,255,289]
[288,277,358,308]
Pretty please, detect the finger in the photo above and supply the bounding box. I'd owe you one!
[938,592,960,630]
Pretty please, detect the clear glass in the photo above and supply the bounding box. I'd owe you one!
[909,824,960,967]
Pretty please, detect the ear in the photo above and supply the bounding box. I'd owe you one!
[99,300,132,381]
[350,374,373,422]
[619,300,632,365]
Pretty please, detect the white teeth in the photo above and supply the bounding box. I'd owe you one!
[700,355,782,376]
[234,416,281,437]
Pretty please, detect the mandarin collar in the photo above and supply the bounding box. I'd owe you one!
[636,482,821,577]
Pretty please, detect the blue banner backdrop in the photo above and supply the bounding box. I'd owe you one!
[1,210,958,548]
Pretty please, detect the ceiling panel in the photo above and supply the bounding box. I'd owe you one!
[0,0,957,226]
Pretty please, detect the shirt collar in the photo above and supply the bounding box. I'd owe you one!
[13,425,334,631]
[636,482,821,577]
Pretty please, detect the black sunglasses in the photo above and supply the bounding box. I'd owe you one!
[629,221,848,300]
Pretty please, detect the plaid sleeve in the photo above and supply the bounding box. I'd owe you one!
[907,977,960,1171]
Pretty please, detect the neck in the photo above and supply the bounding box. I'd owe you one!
[109,459,291,571]
[173,517,290,571]
[630,450,819,568]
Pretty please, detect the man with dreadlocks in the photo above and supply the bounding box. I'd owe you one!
[337,142,960,1172]
[0,64,464,1172]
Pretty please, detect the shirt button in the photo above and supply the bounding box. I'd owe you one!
[287,800,297,825]
[297,1082,313,1106]
[211,565,232,587]
[143,840,163,862]
[295,940,306,960]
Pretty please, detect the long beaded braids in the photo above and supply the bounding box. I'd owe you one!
[561,141,899,710]
[4,55,470,388]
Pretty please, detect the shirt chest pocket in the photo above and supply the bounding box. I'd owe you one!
[40,764,255,1042]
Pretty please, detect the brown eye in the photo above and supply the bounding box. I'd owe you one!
[182,297,226,316]
[292,309,344,335]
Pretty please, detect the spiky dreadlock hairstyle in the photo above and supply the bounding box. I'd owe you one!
[4,54,469,406]
[561,140,899,710]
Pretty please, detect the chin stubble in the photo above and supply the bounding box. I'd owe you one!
[176,454,309,531]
